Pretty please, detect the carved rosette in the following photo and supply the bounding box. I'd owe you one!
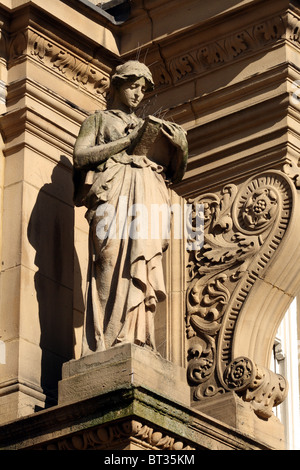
[223,357,288,419]
[186,170,295,418]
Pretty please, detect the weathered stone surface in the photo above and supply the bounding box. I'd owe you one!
[0,0,299,450]
[73,61,188,356]
[194,391,286,450]
[59,342,190,407]
[0,386,271,450]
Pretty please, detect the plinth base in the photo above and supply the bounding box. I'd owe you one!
[58,343,190,407]
[0,344,275,450]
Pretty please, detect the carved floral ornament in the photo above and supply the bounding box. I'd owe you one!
[35,420,195,451]
[1,11,299,97]
[1,28,110,98]
[185,169,297,419]
[29,31,110,97]
[149,11,300,89]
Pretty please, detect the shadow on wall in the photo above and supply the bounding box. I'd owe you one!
[27,155,84,406]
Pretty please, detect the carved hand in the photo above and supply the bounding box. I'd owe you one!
[161,121,187,150]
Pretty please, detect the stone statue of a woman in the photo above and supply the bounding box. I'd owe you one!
[73,60,188,356]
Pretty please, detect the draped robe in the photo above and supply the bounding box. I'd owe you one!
[73,109,187,355]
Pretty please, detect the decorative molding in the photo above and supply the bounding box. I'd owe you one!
[29,30,110,97]
[149,15,286,88]
[0,80,6,105]
[287,10,300,45]
[186,169,296,418]
[35,420,195,450]
[3,11,300,101]
[283,158,300,188]
[2,27,110,100]
[223,357,288,419]
[1,10,300,100]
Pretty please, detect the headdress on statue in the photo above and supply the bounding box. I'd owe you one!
[111,60,154,91]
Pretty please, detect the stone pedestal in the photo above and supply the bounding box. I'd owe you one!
[58,343,190,407]
[0,344,275,450]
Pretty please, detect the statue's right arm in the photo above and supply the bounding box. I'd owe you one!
[73,113,139,170]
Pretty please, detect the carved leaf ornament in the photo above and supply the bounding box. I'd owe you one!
[40,420,195,450]
[150,15,285,87]
[4,29,110,98]
[29,31,110,96]
[186,171,293,418]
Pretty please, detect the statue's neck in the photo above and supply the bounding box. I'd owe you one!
[109,99,133,115]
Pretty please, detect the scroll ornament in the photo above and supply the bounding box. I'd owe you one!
[186,170,294,418]
[223,357,288,419]
[150,15,285,87]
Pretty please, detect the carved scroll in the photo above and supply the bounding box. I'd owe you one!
[223,357,288,419]
[29,31,110,97]
[186,169,297,418]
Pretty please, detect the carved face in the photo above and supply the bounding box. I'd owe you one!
[116,77,147,110]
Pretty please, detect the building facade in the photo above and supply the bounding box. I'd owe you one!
[0,0,300,450]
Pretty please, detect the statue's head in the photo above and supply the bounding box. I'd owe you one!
[109,61,154,111]
[111,60,154,92]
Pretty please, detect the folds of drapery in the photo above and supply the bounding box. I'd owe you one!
[81,154,170,356]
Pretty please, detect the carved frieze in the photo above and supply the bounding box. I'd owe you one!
[35,420,195,450]
[150,15,286,88]
[3,27,110,99]
[186,169,296,418]
[29,30,110,97]
[2,11,300,102]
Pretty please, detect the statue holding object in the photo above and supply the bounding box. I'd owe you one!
[73,60,188,356]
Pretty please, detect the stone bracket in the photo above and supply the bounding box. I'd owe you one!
[186,167,300,421]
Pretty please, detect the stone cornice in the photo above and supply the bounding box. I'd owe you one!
[172,77,296,198]
[0,386,269,450]
[121,6,300,126]
[0,0,120,54]
[120,0,271,53]
[2,3,299,121]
